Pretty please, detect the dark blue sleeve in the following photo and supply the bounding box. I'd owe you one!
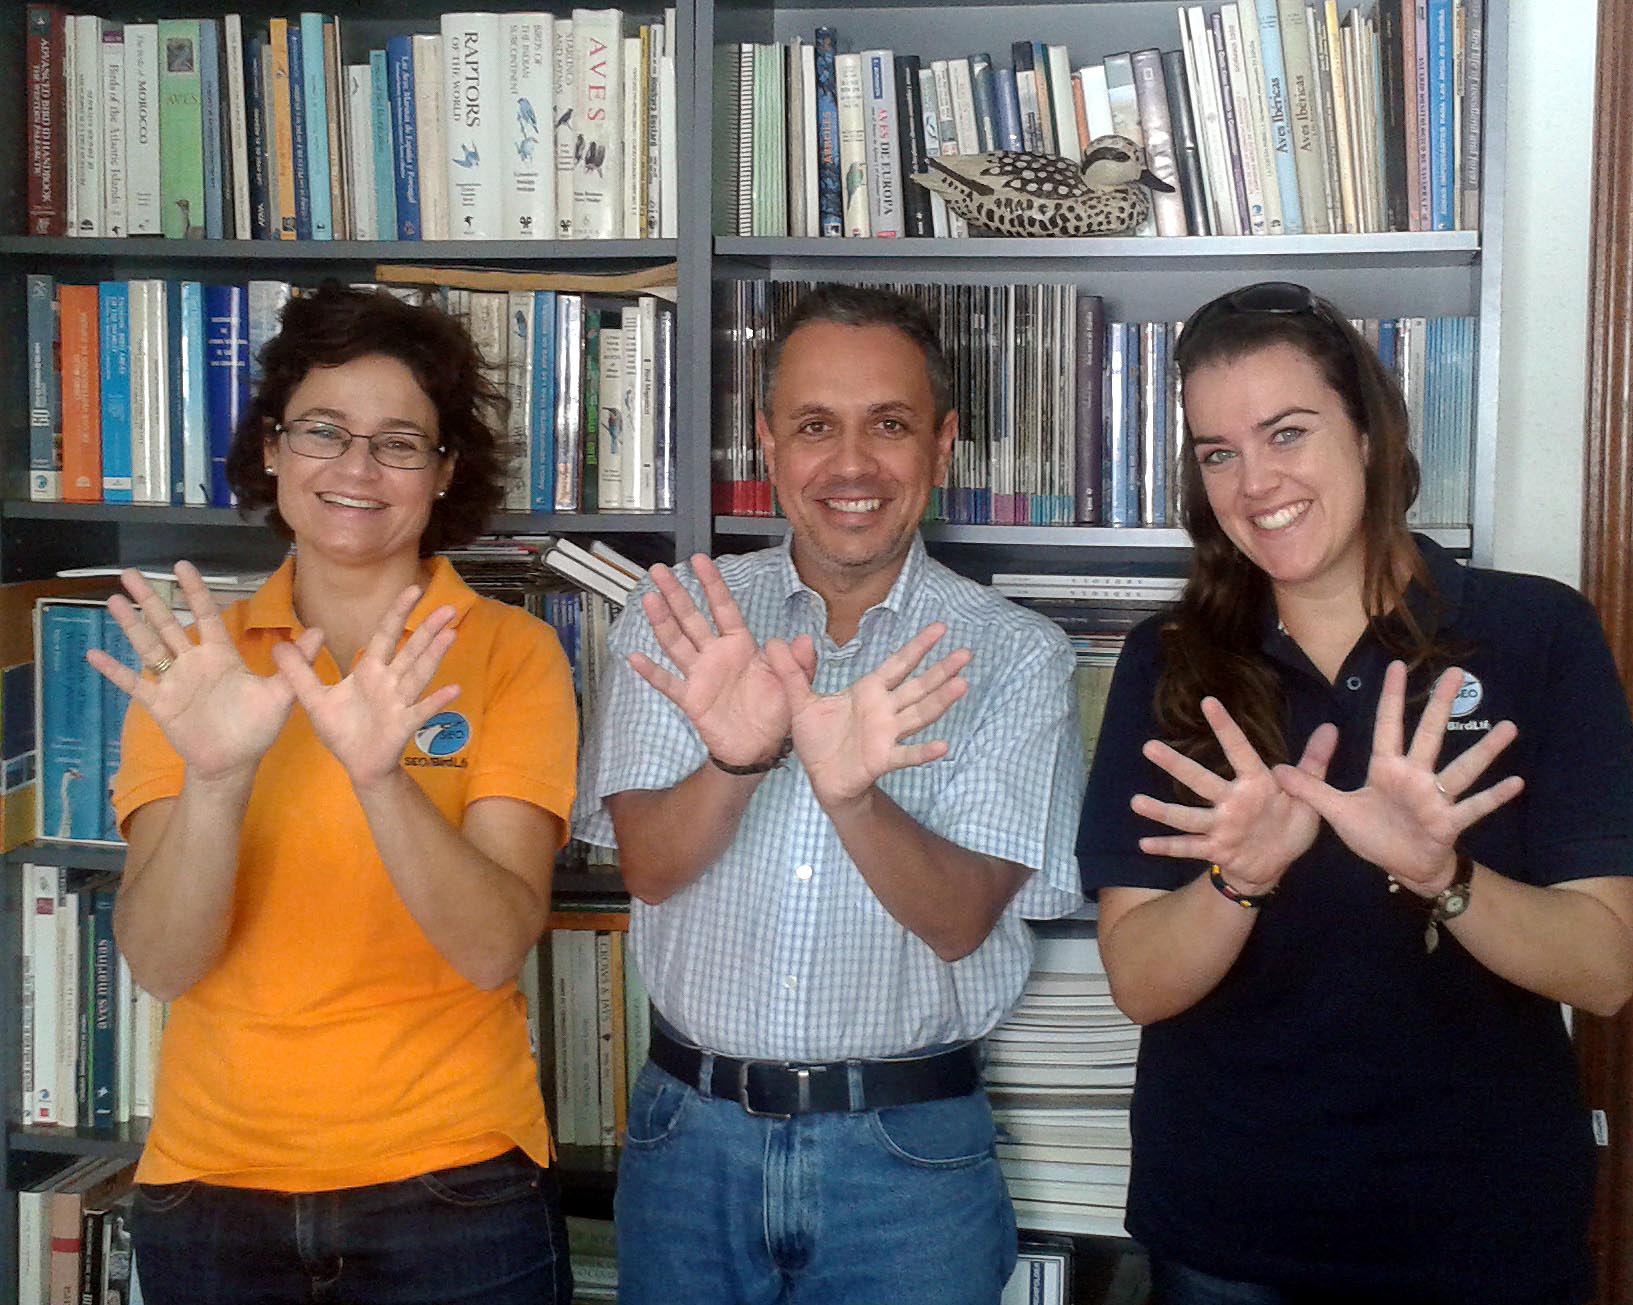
[1076,615,1206,895]
[1519,586,1633,883]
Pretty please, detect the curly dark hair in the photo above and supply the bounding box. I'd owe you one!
[225,281,508,555]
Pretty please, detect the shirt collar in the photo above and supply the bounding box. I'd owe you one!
[243,555,481,633]
[774,531,929,624]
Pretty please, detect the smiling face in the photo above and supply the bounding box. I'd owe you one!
[757,320,957,602]
[263,352,454,572]
[1184,341,1371,604]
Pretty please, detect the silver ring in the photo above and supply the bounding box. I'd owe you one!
[148,654,176,676]
[1434,779,1451,800]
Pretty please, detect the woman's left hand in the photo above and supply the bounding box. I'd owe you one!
[271,585,462,791]
[1273,660,1526,896]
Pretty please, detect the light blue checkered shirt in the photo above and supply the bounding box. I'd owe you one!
[573,534,1086,1060]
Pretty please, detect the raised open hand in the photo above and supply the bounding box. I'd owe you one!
[626,555,814,768]
[87,561,323,782]
[1273,661,1525,895]
[272,584,461,790]
[1131,698,1338,896]
[763,622,971,810]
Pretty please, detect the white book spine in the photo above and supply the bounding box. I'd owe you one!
[115,951,133,1124]
[500,13,555,239]
[412,34,450,239]
[621,36,643,238]
[443,13,504,239]
[20,859,35,1123]
[1047,46,1081,161]
[225,14,251,239]
[65,17,78,237]
[125,26,162,236]
[101,26,128,239]
[1222,7,1270,235]
[1078,65,1113,138]
[74,15,103,236]
[595,932,615,1144]
[505,290,534,509]
[619,305,643,508]
[597,325,626,505]
[801,44,819,236]
[645,24,664,237]
[571,8,625,239]
[946,58,980,169]
[56,878,78,1127]
[145,280,170,503]
[835,53,870,237]
[29,866,59,1124]
[658,53,677,237]
[553,19,575,237]
[917,68,949,237]
[1237,0,1287,234]
[550,933,578,1143]
[347,64,377,241]
[637,296,657,510]
[929,59,966,237]
[862,50,902,238]
[132,987,155,1118]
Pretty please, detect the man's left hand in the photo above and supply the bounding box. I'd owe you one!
[764,622,972,811]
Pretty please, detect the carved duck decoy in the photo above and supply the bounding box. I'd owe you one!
[912,133,1175,237]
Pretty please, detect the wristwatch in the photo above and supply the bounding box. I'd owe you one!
[1429,848,1476,925]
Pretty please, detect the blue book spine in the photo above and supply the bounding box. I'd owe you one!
[1256,7,1304,234]
[1105,323,1136,527]
[89,890,117,1122]
[969,53,999,153]
[993,68,1024,154]
[98,609,140,841]
[1150,322,1169,526]
[246,36,273,240]
[181,282,210,505]
[288,24,313,241]
[1427,0,1454,231]
[27,274,60,499]
[1377,318,1398,372]
[814,28,842,237]
[204,284,248,507]
[199,19,225,239]
[370,49,399,242]
[164,280,188,503]
[387,35,422,239]
[41,604,102,842]
[299,13,333,240]
[531,290,558,510]
[98,284,133,504]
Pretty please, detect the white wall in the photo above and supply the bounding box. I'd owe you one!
[1493,2,1598,584]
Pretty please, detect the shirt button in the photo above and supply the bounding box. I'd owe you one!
[795,864,813,881]
[783,976,798,990]
[1346,676,1363,691]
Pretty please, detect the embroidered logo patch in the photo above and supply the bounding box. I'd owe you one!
[1449,672,1484,719]
[413,711,471,758]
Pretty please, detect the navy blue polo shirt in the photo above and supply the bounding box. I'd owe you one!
[1078,538,1633,1304]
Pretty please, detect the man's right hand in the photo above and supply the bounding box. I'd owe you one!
[626,555,816,768]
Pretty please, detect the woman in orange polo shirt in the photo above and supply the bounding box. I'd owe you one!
[89,284,578,1304]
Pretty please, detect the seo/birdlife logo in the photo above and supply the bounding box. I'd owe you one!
[412,711,471,759]
[1449,672,1484,719]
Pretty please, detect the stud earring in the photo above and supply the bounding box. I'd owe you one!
[265,466,276,475]
[436,490,447,499]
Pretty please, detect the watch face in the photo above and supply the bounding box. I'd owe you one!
[1439,887,1472,920]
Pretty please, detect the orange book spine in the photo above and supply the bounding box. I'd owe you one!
[57,284,100,503]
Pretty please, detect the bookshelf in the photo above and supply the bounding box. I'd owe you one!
[0,0,1511,1299]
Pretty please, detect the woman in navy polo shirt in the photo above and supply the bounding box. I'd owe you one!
[1078,282,1633,1305]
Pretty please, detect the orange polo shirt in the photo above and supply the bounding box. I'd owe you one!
[112,557,577,1191]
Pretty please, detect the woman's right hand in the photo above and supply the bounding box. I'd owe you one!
[1129,697,1338,897]
[86,561,324,783]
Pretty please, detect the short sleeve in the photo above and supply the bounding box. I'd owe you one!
[1076,617,1199,895]
[466,609,579,837]
[1517,588,1633,883]
[926,630,1086,920]
[111,698,187,834]
[571,577,708,848]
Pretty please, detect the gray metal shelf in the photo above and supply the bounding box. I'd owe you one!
[0,237,680,264]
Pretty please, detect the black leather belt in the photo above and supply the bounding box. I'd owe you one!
[648,1023,982,1118]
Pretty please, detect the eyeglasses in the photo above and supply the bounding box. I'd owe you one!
[276,419,447,470]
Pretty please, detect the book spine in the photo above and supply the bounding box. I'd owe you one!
[203,284,247,508]
[1427,0,1454,230]
[1459,0,1482,229]
[101,25,128,239]
[30,866,59,1122]
[1377,0,1410,231]
[862,51,902,238]
[993,67,1023,152]
[646,24,664,238]
[1208,13,1253,235]
[553,20,575,237]
[1276,0,1328,232]
[654,300,675,511]
[198,19,224,239]
[1131,50,1188,236]
[1254,1,1305,233]
[596,321,624,507]
[1161,51,1208,236]
[268,20,296,238]
[531,289,558,510]
[98,610,139,841]
[28,274,62,501]
[553,294,582,511]
[1236,0,1287,234]
[637,297,658,509]
[298,13,332,239]
[345,62,376,241]
[59,284,101,504]
[595,932,615,1145]
[814,27,842,236]
[659,48,677,237]
[26,5,67,236]
[620,36,643,238]
[1046,45,1079,161]
[1221,10,1270,235]
[500,14,555,240]
[506,290,534,511]
[89,890,115,1126]
[369,50,398,240]
[123,25,161,236]
[444,12,504,239]
[969,52,999,153]
[41,605,102,842]
[387,35,421,239]
[1074,295,1105,524]
[287,23,313,240]
[1412,0,1432,230]
[324,18,347,239]
[224,14,251,239]
[1309,4,1347,231]
[245,36,272,239]
[570,8,625,238]
[836,54,870,237]
[72,16,104,237]
[895,55,932,237]
[1029,41,1057,154]
[157,20,205,239]
[412,33,449,240]
[581,304,601,512]
[99,284,133,503]
[177,282,207,504]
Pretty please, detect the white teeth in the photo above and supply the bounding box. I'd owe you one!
[320,494,383,510]
[827,499,882,514]
[1252,501,1310,531]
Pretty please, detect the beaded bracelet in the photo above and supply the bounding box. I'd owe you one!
[1208,864,1275,910]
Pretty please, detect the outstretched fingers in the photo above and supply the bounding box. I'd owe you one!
[1201,696,1271,780]
[1407,666,1464,768]
[1141,739,1230,806]
[873,622,953,691]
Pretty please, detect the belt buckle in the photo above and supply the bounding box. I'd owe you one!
[737,1061,828,1118]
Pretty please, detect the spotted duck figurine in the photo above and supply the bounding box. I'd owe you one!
[911,133,1175,237]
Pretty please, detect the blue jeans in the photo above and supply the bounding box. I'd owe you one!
[615,1058,1018,1305]
[130,1148,572,1305]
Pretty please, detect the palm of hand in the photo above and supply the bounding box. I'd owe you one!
[148,644,294,779]
[789,678,896,806]
[1213,772,1322,879]
[299,658,425,788]
[682,632,790,761]
[1319,756,1456,880]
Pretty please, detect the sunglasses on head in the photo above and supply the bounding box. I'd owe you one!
[1183,281,1337,336]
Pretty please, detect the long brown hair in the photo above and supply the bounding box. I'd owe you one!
[1155,286,1443,776]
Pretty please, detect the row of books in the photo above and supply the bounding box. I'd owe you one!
[26,273,680,516]
[20,871,167,1130]
[714,280,1477,528]
[26,7,678,242]
[716,0,1483,240]
[16,1157,140,1305]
